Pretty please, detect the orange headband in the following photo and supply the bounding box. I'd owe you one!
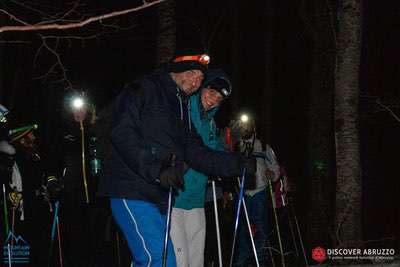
[173,54,210,65]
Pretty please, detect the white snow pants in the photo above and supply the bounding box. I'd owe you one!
[170,207,206,267]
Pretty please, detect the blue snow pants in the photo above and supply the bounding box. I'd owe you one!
[110,198,177,267]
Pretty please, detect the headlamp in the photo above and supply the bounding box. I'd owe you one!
[240,114,249,123]
[173,54,210,66]
[70,95,86,111]
[199,54,210,65]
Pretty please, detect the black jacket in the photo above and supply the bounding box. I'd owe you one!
[46,120,97,202]
[98,69,241,213]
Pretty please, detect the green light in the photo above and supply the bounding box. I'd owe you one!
[313,160,326,170]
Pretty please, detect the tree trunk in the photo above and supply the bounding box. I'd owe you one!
[156,0,176,65]
[302,0,337,248]
[0,46,4,103]
[0,15,5,103]
[334,0,362,246]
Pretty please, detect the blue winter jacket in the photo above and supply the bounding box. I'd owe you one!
[98,69,240,213]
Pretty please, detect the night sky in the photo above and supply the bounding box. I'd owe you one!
[1,0,399,251]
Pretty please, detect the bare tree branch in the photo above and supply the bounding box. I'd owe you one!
[9,0,54,20]
[1,0,167,90]
[0,40,31,44]
[0,0,166,33]
[35,34,73,89]
[35,1,84,26]
[100,20,139,31]
[41,34,101,41]
[0,8,31,26]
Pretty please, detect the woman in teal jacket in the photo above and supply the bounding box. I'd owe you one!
[170,69,232,267]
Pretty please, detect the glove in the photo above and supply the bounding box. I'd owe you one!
[239,155,257,176]
[159,161,188,191]
[207,176,222,184]
[9,190,22,208]
[46,176,64,201]
[265,169,276,181]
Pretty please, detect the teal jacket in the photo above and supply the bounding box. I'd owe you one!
[174,70,230,210]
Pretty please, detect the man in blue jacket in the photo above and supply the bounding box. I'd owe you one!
[98,52,255,267]
[170,69,231,267]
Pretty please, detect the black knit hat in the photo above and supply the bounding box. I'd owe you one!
[203,69,232,99]
[168,49,209,73]
[207,78,232,99]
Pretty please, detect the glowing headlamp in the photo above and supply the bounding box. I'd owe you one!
[240,114,249,123]
[72,97,85,110]
[67,92,88,112]
[173,54,210,65]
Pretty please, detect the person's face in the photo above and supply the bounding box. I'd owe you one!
[239,123,254,139]
[180,70,204,96]
[201,88,224,111]
[73,108,87,122]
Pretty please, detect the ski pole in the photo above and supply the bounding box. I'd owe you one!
[290,201,308,267]
[11,207,15,248]
[162,186,173,267]
[266,146,287,267]
[48,201,59,267]
[266,238,276,267]
[7,243,11,267]
[162,154,177,267]
[229,168,246,267]
[56,215,63,267]
[236,177,260,267]
[212,180,223,267]
[3,185,12,266]
[116,231,121,267]
[268,180,286,267]
[3,184,9,235]
[286,207,299,257]
[79,121,90,204]
[51,202,59,243]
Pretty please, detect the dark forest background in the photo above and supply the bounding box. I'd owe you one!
[0,0,399,257]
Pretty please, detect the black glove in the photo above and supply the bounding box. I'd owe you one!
[46,176,64,201]
[239,155,257,176]
[159,161,188,191]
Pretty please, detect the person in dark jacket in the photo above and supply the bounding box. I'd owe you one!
[0,104,14,187]
[0,104,16,265]
[45,95,109,267]
[98,51,255,267]
[9,127,51,267]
